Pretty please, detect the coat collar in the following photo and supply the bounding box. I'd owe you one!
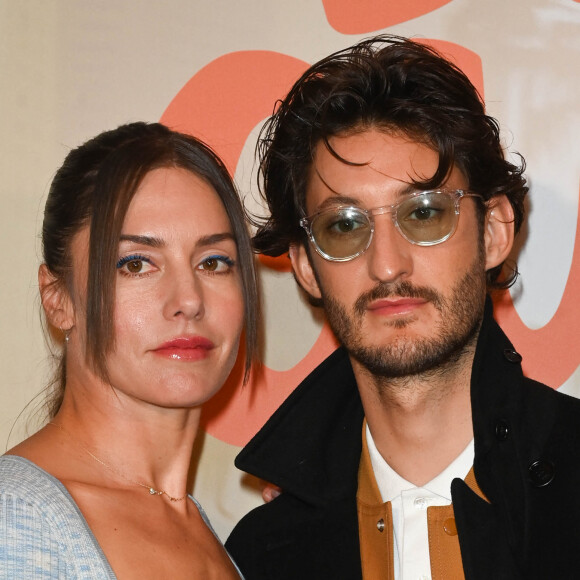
[236,297,548,508]
[235,346,364,506]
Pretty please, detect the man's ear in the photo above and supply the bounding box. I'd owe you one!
[38,264,75,331]
[289,243,322,300]
[484,195,515,270]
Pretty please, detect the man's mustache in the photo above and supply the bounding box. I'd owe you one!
[354,281,444,316]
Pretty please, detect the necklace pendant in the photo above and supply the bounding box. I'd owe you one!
[149,487,158,495]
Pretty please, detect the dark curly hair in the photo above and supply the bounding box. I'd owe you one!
[253,34,527,289]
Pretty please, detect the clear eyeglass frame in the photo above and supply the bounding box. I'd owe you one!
[299,189,483,262]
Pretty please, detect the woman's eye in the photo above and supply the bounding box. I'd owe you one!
[116,255,155,276]
[199,256,235,273]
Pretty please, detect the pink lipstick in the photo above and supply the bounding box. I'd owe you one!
[153,336,214,361]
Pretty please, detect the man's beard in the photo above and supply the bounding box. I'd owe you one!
[319,253,487,379]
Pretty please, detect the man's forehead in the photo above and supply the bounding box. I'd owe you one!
[308,130,441,193]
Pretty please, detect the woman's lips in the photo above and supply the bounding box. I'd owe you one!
[153,336,215,361]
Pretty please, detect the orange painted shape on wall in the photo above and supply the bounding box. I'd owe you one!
[494,183,580,388]
[419,40,484,98]
[160,51,308,176]
[258,253,293,273]
[322,0,454,34]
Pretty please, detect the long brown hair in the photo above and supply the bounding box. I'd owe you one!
[42,122,258,416]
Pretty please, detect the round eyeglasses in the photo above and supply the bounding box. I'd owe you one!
[299,189,483,262]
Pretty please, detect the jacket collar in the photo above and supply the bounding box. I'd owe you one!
[236,346,364,506]
[236,297,538,507]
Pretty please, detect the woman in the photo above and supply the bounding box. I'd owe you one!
[0,122,258,578]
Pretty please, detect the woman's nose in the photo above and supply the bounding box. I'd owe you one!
[162,269,204,321]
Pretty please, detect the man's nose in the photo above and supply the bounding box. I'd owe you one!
[366,214,413,284]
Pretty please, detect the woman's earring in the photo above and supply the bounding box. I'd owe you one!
[60,327,72,343]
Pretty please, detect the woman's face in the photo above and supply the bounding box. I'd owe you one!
[67,166,245,409]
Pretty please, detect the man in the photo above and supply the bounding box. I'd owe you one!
[226,35,580,579]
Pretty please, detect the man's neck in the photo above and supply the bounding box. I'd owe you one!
[352,344,476,487]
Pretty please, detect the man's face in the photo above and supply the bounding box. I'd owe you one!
[291,129,491,378]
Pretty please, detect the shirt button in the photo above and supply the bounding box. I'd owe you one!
[443,517,458,536]
[413,497,428,509]
[376,518,385,532]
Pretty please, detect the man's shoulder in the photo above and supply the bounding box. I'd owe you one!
[511,377,580,464]
[521,375,580,411]
[234,347,363,490]
[226,493,361,580]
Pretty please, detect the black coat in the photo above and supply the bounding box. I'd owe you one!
[226,302,580,579]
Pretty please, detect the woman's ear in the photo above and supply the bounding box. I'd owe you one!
[38,264,75,331]
[484,195,515,270]
[289,243,322,300]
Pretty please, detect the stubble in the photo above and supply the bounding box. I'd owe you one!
[320,253,487,380]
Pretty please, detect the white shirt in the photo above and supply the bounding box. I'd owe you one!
[365,424,474,580]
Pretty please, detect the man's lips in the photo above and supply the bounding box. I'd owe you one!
[152,336,215,361]
[366,297,428,315]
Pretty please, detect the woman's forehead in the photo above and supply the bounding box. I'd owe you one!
[122,167,233,238]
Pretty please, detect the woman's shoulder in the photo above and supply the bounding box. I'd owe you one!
[0,454,117,579]
[0,454,73,508]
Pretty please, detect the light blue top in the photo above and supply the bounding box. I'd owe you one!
[0,455,243,579]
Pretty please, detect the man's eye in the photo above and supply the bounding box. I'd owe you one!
[409,206,441,221]
[326,211,368,235]
[331,218,362,233]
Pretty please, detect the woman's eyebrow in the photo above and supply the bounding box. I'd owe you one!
[119,234,164,248]
[119,232,236,249]
[197,233,236,247]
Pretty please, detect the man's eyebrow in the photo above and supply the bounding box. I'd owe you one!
[119,234,164,247]
[396,183,422,197]
[316,195,361,210]
[312,166,427,211]
[314,183,423,212]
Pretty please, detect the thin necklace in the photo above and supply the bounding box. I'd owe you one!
[48,422,187,502]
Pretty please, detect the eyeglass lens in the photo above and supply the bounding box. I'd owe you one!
[309,191,458,260]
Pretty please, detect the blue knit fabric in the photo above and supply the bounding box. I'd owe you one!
[0,455,116,579]
[0,455,243,579]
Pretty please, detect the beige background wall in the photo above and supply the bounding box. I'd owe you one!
[1,0,579,540]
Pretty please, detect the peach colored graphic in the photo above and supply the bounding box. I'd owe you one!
[322,0,453,34]
[493,183,580,388]
[161,42,496,447]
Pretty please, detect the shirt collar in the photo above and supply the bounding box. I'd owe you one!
[365,422,474,502]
